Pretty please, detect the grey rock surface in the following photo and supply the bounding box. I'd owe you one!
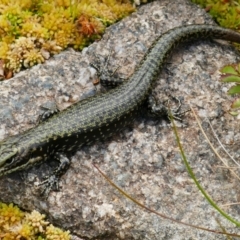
[1,0,240,239]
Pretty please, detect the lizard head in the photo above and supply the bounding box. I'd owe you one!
[0,135,44,176]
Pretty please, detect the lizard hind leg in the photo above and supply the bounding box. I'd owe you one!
[37,101,60,124]
[90,49,126,88]
[147,94,189,122]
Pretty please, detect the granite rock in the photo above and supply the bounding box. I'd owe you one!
[1,0,240,239]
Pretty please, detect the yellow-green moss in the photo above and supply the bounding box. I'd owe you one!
[0,0,136,79]
[0,202,70,240]
[191,0,240,30]
[190,1,240,50]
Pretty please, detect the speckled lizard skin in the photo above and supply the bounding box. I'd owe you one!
[1,25,240,195]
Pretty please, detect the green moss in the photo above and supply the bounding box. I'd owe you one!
[191,0,240,30]
[0,202,70,240]
[0,0,136,79]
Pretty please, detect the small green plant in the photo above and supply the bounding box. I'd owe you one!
[0,202,70,240]
[191,1,240,114]
[220,64,240,116]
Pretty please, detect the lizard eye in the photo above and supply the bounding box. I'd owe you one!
[5,157,15,166]
[0,148,18,168]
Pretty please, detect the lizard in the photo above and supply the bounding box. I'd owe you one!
[1,24,240,196]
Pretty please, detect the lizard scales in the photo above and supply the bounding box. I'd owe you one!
[1,25,240,186]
